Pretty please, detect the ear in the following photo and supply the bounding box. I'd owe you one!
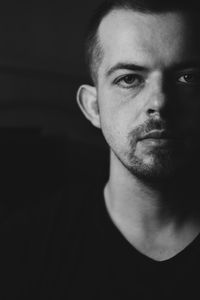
[76,84,101,128]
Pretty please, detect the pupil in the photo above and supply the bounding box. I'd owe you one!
[183,73,200,83]
[125,75,134,83]
[184,74,193,81]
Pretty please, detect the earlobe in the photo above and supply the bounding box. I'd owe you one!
[76,84,101,128]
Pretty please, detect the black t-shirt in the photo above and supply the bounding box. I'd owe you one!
[27,183,200,299]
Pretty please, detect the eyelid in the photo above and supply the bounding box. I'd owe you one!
[112,69,145,77]
[113,73,145,87]
[175,69,200,84]
[175,68,200,77]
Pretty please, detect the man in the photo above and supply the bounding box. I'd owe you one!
[33,0,200,299]
[77,0,200,261]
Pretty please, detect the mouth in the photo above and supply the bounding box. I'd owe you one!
[137,130,183,148]
[139,130,176,141]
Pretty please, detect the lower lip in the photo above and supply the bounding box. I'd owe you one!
[139,138,175,147]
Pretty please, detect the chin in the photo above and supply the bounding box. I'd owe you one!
[130,164,174,182]
[126,153,179,183]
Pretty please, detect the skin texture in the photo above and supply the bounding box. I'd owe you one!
[77,9,200,261]
[97,10,200,180]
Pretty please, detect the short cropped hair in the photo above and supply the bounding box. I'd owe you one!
[85,0,200,84]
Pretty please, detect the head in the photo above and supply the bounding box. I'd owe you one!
[77,0,200,183]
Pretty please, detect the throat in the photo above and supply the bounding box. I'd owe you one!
[104,185,200,262]
[130,230,200,262]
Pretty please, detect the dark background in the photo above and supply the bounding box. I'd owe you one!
[0,0,109,213]
[0,0,103,139]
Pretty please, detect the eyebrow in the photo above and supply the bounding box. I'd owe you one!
[170,61,200,72]
[105,60,200,77]
[105,63,148,77]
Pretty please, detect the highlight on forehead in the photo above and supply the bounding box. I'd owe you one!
[85,0,200,84]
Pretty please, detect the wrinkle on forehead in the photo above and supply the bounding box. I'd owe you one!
[98,9,200,72]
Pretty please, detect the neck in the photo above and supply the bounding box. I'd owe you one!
[105,151,199,240]
[104,151,200,261]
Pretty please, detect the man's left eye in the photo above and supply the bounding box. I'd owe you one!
[177,72,200,85]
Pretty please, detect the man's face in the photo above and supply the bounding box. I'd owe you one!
[95,9,200,180]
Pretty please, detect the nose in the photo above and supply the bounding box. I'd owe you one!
[146,79,168,118]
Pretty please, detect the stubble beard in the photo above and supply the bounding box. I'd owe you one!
[116,119,184,184]
[126,145,177,183]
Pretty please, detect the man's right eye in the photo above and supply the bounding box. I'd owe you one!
[114,74,144,89]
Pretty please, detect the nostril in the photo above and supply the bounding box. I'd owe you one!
[147,109,156,115]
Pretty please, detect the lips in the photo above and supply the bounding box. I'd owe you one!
[139,130,175,141]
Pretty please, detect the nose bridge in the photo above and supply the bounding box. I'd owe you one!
[146,73,166,115]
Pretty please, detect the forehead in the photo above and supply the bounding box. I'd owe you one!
[98,9,200,72]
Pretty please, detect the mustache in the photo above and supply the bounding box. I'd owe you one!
[128,118,170,142]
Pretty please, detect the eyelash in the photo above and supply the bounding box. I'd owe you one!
[113,71,200,90]
[114,74,144,89]
[176,72,200,85]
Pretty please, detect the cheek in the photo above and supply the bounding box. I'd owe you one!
[97,87,144,150]
[99,104,129,151]
[97,83,147,126]
[176,89,200,132]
